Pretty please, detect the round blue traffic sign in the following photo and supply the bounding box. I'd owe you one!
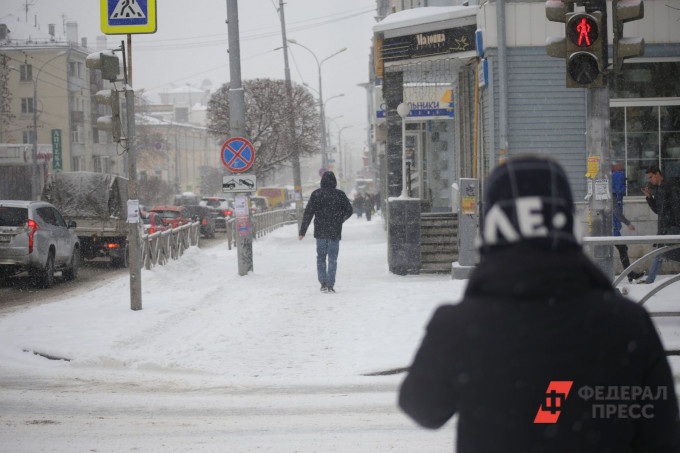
[221,137,255,172]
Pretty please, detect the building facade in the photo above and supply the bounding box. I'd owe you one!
[371,0,680,273]
[0,15,122,199]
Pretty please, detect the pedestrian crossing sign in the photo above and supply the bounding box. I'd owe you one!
[100,0,157,35]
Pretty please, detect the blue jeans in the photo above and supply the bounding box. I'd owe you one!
[316,239,340,286]
[646,246,664,283]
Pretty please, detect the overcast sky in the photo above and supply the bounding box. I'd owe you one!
[2,0,377,164]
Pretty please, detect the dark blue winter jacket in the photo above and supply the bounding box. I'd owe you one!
[299,171,353,240]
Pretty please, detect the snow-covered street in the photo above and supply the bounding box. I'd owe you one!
[1,214,679,452]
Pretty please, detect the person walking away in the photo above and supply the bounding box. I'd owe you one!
[611,164,643,282]
[364,194,372,221]
[638,164,680,284]
[353,194,363,218]
[399,156,680,452]
[299,171,353,293]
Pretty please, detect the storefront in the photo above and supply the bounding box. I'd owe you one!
[373,6,479,211]
[374,81,459,212]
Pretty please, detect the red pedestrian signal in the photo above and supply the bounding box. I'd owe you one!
[565,12,605,88]
[568,16,598,47]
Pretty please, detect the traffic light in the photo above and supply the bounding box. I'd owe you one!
[85,51,121,82]
[545,0,573,59]
[565,11,605,88]
[95,89,122,143]
[612,0,644,73]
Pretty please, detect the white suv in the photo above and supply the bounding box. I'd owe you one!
[0,201,80,288]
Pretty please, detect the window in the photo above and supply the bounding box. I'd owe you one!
[20,64,32,81]
[609,61,680,194]
[71,156,83,171]
[21,98,34,114]
[37,207,57,226]
[93,156,110,173]
[0,207,28,227]
[69,61,83,78]
[175,107,189,123]
[611,104,680,194]
[51,208,66,227]
[22,130,35,144]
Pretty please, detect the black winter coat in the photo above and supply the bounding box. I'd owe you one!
[399,244,680,453]
[299,172,353,240]
[646,179,680,235]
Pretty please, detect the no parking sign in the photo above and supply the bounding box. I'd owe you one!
[221,137,255,172]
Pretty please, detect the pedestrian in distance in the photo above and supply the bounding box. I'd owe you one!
[364,193,372,222]
[638,164,680,284]
[353,193,363,218]
[611,164,643,282]
[399,156,680,453]
[299,171,353,293]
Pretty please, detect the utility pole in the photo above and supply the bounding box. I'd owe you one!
[278,0,304,228]
[226,0,253,275]
[121,42,142,311]
[587,85,613,280]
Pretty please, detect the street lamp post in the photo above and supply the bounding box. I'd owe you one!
[287,40,346,171]
[32,51,66,200]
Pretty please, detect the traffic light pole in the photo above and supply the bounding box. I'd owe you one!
[586,85,614,281]
[121,43,142,311]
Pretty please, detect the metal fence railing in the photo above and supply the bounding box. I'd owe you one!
[582,235,680,309]
[251,208,297,238]
[139,208,297,269]
[140,221,200,270]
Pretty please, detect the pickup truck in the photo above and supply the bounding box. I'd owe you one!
[42,172,132,267]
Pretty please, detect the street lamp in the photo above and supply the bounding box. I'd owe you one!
[287,39,347,170]
[32,51,66,200]
[397,102,411,198]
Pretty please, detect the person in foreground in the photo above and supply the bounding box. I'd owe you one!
[398,156,680,452]
[299,171,353,293]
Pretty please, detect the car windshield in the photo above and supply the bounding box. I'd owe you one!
[0,207,28,227]
[155,211,180,219]
[183,206,207,217]
[204,199,223,208]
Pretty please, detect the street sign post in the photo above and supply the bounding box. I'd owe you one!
[221,137,255,172]
[100,0,157,34]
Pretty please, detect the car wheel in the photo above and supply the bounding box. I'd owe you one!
[63,248,79,281]
[35,252,55,288]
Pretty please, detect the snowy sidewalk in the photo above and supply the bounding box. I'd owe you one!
[0,215,464,387]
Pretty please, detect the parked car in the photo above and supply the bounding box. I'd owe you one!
[200,197,233,230]
[182,205,216,238]
[140,211,168,236]
[0,200,80,288]
[249,196,270,213]
[150,206,192,229]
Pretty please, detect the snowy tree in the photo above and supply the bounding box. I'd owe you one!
[206,78,320,179]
